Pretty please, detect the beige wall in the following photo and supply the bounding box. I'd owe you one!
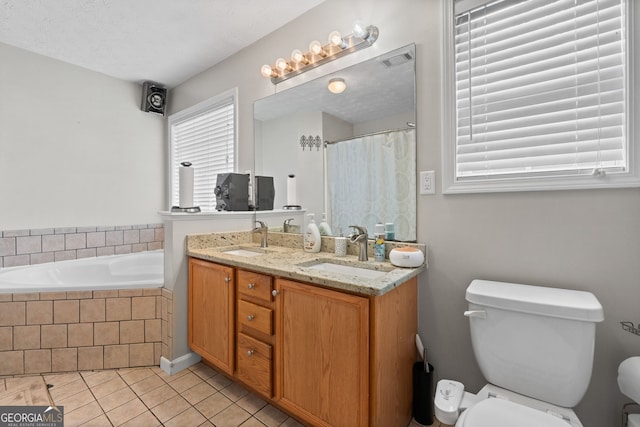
[0,42,165,230]
[170,1,640,426]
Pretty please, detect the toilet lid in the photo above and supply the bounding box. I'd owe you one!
[458,398,571,427]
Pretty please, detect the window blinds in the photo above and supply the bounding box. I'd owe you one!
[454,0,627,180]
[170,99,235,211]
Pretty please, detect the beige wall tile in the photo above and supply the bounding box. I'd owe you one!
[12,293,39,301]
[14,325,40,350]
[16,235,42,255]
[119,289,142,297]
[96,246,115,257]
[42,234,65,252]
[0,350,24,375]
[41,324,67,348]
[4,255,30,267]
[120,320,144,344]
[105,230,124,246]
[65,233,86,250]
[78,346,103,371]
[24,349,51,374]
[30,252,55,265]
[52,348,78,372]
[54,300,79,324]
[148,242,163,250]
[139,228,155,243]
[86,232,106,248]
[26,301,52,325]
[144,319,161,342]
[131,243,147,253]
[123,230,140,245]
[129,343,155,367]
[0,294,12,302]
[68,323,93,347]
[154,228,164,242]
[114,245,132,255]
[142,288,162,296]
[54,250,76,262]
[0,302,25,326]
[132,296,156,320]
[77,248,96,259]
[66,291,92,299]
[0,237,16,256]
[0,327,12,350]
[80,299,105,322]
[94,322,119,346]
[154,343,162,364]
[39,292,67,300]
[106,298,131,321]
[104,344,129,369]
[93,290,118,298]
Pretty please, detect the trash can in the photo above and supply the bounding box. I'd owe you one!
[412,361,435,425]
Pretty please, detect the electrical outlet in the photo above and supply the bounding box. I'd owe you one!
[420,170,435,195]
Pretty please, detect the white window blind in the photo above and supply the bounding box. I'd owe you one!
[454,0,627,181]
[169,93,236,211]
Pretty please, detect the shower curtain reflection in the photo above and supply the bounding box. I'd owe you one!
[326,128,416,242]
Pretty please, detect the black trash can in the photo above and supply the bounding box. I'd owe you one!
[412,361,435,425]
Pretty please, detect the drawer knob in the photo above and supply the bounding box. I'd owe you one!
[247,350,254,357]
[247,283,255,289]
[247,315,255,321]
[272,289,280,297]
[224,277,231,283]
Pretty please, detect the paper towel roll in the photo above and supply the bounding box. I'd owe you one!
[179,163,194,208]
[286,174,297,206]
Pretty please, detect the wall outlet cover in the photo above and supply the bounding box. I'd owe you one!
[420,171,435,195]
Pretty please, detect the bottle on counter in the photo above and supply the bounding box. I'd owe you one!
[304,214,321,253]
[334,228,347,257]
[374,223,385,262]
[318,213,333,236]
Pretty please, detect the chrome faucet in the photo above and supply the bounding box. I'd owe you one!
[253,220,268,248]
[349,225,369,261]
[283,218,294,233]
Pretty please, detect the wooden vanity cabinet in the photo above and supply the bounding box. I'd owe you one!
[235,269,275,398]
[188,258,235,375]
[188,257,417,427]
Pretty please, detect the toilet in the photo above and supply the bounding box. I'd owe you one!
[618,356,640,427]
[435,279,604,427]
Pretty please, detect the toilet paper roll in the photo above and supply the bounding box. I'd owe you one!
[286,174,297,206]
[179,164,194,208]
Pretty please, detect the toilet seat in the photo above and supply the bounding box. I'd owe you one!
[456,398,571,427]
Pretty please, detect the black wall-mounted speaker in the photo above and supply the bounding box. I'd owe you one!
[141,81,167,116]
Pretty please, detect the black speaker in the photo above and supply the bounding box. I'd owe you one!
[255,176,275,211]
[214,173,249,211]
[141,81,167,115]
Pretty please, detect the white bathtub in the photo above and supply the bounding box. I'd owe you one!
[0,250,164,293]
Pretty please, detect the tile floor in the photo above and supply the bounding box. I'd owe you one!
[0,362,451,427]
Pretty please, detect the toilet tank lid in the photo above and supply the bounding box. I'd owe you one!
[466,280,604,322]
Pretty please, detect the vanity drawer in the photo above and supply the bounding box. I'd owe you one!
[237,333,272,397]
[238,299,273,335]
[237,269,273,303]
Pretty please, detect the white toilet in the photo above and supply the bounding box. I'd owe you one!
[435,279,604,427]
[618,356,640,427]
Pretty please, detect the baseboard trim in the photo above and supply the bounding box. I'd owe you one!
[160,352,202,375]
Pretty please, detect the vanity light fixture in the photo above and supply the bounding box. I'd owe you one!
[327,78,346,94]
[260,22,379,84]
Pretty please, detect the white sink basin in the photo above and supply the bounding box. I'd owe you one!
[223,249,264,257]
[306,262,387,279]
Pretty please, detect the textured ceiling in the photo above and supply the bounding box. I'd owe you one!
[0,0,324,88]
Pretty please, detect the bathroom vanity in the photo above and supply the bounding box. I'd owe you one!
[186,232,425,427]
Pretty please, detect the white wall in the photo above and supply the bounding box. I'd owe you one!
[171,1,640,426]
[0,42,165,230]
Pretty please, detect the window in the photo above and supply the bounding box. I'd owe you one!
[442,0,640,193]
[168,89,237,210]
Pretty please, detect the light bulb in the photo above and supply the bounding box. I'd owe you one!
[275,57,289,71]
[261,64,274,78]
[327,78,346,94]
[291,49,307,64]
[309,40,324,56]
[352,21,368,39]
[328,30,344,47]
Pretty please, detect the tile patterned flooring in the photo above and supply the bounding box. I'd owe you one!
[0,362,450,426]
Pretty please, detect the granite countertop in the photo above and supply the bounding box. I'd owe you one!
[186,231,427,296]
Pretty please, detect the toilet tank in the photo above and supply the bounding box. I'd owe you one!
[466,280,604,408]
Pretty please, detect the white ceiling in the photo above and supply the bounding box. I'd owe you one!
[0,0,324,88]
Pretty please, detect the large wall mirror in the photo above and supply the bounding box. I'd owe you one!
[254,43,416,241]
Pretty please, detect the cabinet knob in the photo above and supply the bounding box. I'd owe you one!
[247,315,255,321]
[272,289,280,297]
[247,350,254,357]
[247,283,255,289]
[224,277,231,283]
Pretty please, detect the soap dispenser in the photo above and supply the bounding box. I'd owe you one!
[304,214,321,253]
[318,213,333,236]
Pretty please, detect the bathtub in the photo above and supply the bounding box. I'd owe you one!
[0,250,164,293]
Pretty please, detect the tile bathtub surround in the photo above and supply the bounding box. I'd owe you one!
[0,223,164,268]
[0,287,173,376]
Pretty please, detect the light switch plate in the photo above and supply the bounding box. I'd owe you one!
[420,171,435,195]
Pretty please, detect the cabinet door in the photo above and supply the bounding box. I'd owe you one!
[188,258,235,375]
[275,279,369,427]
